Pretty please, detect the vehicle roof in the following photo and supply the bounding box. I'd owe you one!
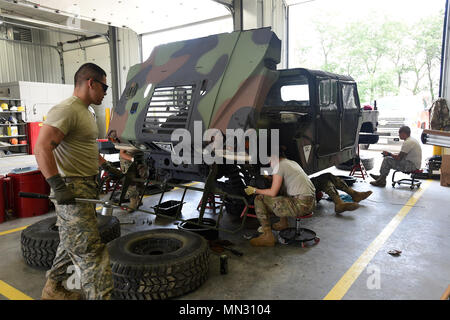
[278,68,356,82]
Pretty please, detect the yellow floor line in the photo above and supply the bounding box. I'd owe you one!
[323,180,432,300]
[0,225,29,237]
[0,280,33,300]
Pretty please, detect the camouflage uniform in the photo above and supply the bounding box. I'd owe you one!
[119,151,148,201]
[254,194,316,227]
[311,173,353,199]
[379,157,416,177]
[46,176,113,300]
[430,98,450,131]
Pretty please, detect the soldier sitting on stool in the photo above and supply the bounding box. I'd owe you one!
[370,126,422,187]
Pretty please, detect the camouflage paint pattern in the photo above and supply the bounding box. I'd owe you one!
[254,194,316,226]
[108,27,281,143]
[46,177,113,300]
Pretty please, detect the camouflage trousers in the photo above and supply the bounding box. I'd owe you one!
[254,194,316,227]
[311,173,353,201]
[379,157,417,178]
[120,158,148,200]
[46,176,113,300]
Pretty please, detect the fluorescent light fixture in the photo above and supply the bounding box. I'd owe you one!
[421,129,450,148]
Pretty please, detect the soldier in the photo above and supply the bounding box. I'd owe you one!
[119,149,148,212]
[244,150,316,247]
[370,126,422,187]
[34,63,122,300]
[311,173,372,213]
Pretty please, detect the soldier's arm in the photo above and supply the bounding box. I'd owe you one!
[392,152,407,160]
[255,174,283,197]
[34,124,65,179]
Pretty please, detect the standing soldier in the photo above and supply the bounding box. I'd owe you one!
[34,63,122,300]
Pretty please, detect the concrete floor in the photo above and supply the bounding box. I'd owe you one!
[0,144,449,300]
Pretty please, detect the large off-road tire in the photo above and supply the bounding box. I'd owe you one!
[21,215,121,269]
[108,229,209,300]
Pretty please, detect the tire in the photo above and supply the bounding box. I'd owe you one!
[21,215,121,269]
[336,156,374,171]
[108,229,209,300]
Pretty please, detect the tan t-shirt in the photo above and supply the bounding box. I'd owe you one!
[275,159,316,197]
[44,96,99,177]
[400,136,422,169]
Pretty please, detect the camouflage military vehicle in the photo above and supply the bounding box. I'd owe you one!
[107,27,364,214]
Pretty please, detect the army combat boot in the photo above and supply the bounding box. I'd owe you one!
[41,278,83,300]
[127,197,140,213]
[272,217,289,231]
[370,177,386,188]
[348,190,373,203]
[333,194,359,214]
[250,226,276,247]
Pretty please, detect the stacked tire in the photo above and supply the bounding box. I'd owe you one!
[21,215,121,269]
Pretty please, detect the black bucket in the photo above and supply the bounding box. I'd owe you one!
[178,218,219,240]
[336,175,357,186]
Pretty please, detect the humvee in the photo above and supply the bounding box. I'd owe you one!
[107,27,368,218]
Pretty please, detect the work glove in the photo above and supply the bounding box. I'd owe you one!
[46,174,76,205]
[244,186,256,196]
[101,161,124,180]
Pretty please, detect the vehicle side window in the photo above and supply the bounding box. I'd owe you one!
[342,84,358,109]
[319,79,337,110]
[280,84,310,104]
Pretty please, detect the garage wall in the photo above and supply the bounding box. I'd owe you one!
[116,28,141,95]
[0,26,63,84]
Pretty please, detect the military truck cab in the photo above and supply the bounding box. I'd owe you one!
[260,68,361,175]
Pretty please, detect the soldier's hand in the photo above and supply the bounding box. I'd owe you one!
[244,186,256,196]
[46,174,76,205]
[101,161,124,180]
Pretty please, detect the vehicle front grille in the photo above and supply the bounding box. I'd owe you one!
[142,85,194,135]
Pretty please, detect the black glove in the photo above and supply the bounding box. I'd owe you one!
[46,174,76,205]
[101,161,124,180]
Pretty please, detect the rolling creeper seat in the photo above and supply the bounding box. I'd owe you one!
[278,213,320,247]
[392,169,423,189]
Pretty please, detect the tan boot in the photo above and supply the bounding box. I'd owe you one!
[350,191,373,203]
[250,226,276,247]
[127,197,140,213]
[41,279,83,300]
[272,217,289,231]
[334,196,360,213]
[370,178,386,187]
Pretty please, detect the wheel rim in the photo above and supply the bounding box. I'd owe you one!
[129,237,183,256]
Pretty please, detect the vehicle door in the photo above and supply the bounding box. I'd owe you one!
[340,82,360,149]
[317,78,341,156]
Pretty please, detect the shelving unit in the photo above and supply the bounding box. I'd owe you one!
[0,97,29,157]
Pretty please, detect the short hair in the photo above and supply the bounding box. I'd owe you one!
[74,63,106,87]
[399,126,411,136]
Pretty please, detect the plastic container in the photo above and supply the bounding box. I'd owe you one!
[152,200,184,216]
[7,169,50,218]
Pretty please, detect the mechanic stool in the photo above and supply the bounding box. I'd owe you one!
[278,213,320,247]
[392,169,423,189]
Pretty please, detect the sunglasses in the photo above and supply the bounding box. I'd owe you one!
[90,78,109,93]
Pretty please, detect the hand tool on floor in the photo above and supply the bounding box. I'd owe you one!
[19,192,130,216]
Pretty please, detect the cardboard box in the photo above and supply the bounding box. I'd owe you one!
[440,155,450,187]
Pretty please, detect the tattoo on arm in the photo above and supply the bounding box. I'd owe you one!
[50,140,59,149]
